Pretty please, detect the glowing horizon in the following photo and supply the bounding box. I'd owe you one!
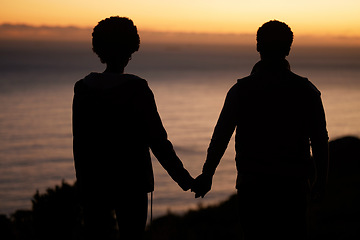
[1,0,360,37]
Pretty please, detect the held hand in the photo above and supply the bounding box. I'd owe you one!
[191,173,213,198]
[177,171,195,191]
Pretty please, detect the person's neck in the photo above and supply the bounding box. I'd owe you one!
[103,64,125,74]
[260,55,286,62]
[251,57,290,74]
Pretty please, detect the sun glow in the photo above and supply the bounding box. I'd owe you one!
[1,0,359,37]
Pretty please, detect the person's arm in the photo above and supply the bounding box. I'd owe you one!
[309,92,329,200]
[203,85,238,175]
[141,83,193,191]
[72,81,85,180]
[193,85,239,197]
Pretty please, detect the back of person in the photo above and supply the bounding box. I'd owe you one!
[192,20,329,240]
[73,16,194,239]
[73,73,154,204]
[234,60,320,178]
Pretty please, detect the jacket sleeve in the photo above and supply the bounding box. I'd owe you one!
[202,85,238,176]
[140,83,193,191]
[72,81,86,182]
[309,90,329,189]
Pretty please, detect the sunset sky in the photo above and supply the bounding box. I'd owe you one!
[1,0,360,37]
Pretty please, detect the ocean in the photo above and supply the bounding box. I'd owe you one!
[0,40,359,219]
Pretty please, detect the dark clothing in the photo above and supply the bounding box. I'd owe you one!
[202,60,328,239]
[203,60,328,187]
[72,73,193,206]
[237,175,308,240]
[83,192,148,240]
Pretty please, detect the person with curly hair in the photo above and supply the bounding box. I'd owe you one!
[192,20,329,240]
[72,16,194,239]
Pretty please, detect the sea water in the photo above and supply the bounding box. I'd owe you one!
[0,40,359,218]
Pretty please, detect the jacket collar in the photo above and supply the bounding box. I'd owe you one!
[251,59,290,74]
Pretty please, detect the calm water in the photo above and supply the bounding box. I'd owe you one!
[0,40,359,218]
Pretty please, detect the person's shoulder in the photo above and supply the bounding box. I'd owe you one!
[236,74,254,85]
[74,79,83,90]
[75,72,101,85]
[121,74,156,100]
[287,70,308,82]
[220,75,253,98]
[234,74,256,92]
[120,74,153,93]
[75,73,149,91]
[288,71,321,96]
[74,73,93,94]
[122,73,148,85]
[74,72,106,94]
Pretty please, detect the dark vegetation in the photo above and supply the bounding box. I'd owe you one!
[1,136,359,240]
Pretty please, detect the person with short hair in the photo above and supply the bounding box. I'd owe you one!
[192,20,329,240]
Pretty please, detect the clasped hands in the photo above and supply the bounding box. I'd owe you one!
[191,173,213,198]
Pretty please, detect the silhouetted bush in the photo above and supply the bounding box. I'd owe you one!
[11,210,33,240]
[0,214,15,240]
[308,136,360,239]
[145,194,242,240]
[31,181,83,240]
[1,136,359,239]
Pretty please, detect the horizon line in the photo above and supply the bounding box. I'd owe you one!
[1,22,360,39]
[0,23,360,47]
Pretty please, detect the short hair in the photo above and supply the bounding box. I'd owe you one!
[256,20,293,58]
[92,16,140,64]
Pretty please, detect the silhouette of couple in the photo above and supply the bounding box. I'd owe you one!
[73,17,329,240]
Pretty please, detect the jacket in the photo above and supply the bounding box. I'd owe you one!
[72,73,192,203]
[202,60,329,188]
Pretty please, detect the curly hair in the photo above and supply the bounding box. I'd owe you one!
[256,20,293,58]
[92,16,140,64]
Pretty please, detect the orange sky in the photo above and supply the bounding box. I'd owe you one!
[1,0,360,36]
